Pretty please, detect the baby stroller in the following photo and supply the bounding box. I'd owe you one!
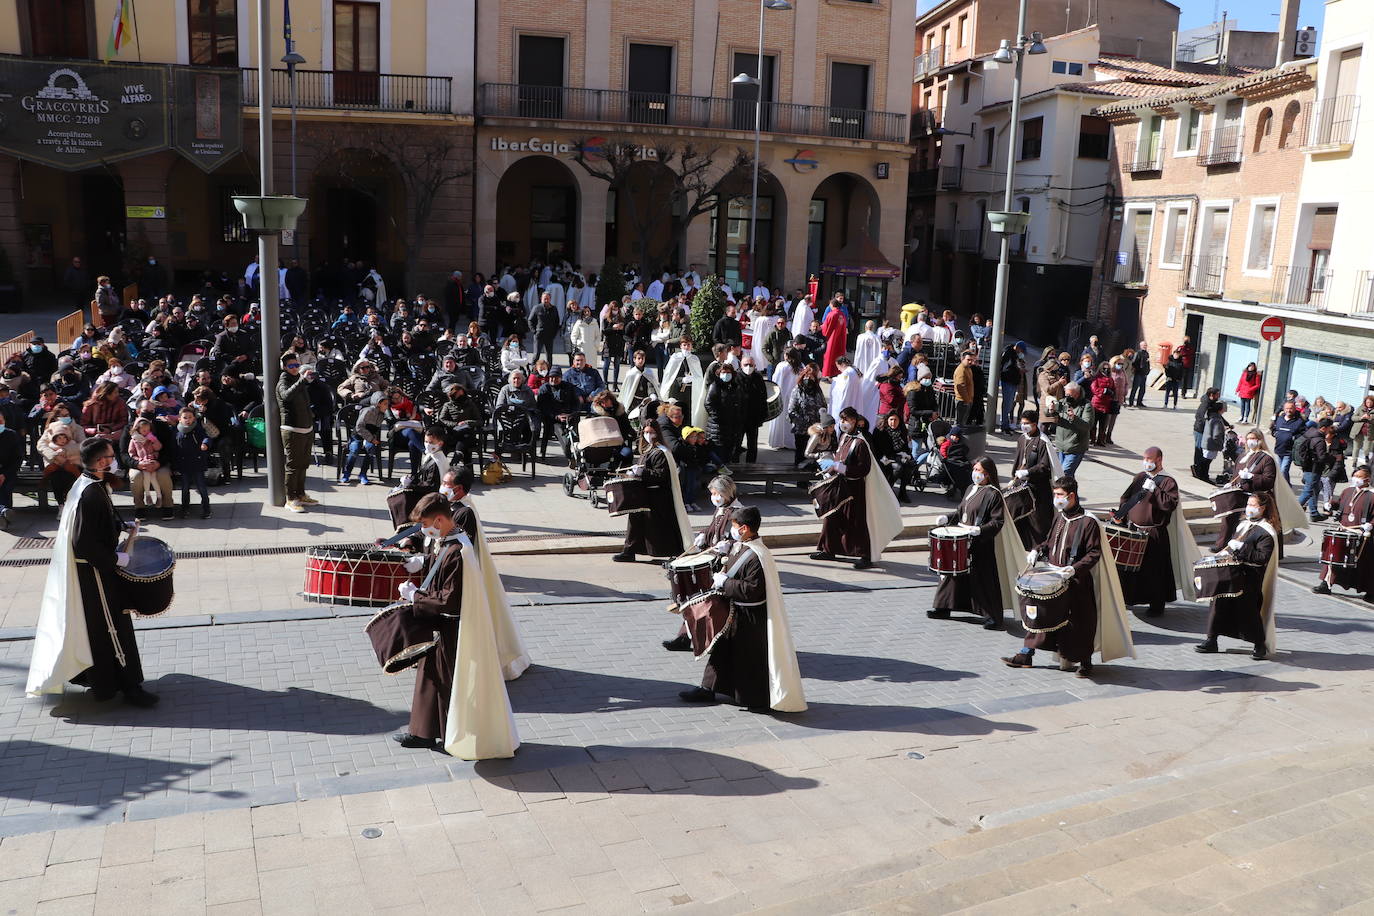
[561,415,626,508]
[1216,426,1240,485]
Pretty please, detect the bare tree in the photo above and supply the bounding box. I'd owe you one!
[571,140,758,280]
[308,125,471,294]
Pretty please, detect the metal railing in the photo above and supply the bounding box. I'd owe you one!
[239,68,453,114]
[1186,254,1227,295]
[939,165,963,190]
[1354,271,1374,315]
[1304,95,1360,151]
[1267,264,1332,310]
[957,228,981,252]
[478,83,909,143]
[1198,126,1242,166]
[1113,250,1149,287]
[913,45,944,80]
[1119,139,1161,172]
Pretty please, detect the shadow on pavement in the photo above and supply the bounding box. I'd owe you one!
[1269,648,1374,671]
[507,667,691,713]
[47,673,404,735]
[762,701,1037,737]
[500,574,656,602]
[796,651,978,685]
[1107,666,1319,694]
[0,740,239,817]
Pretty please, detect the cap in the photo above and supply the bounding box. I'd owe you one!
[949,425,963,436]
[151,386,170,400]
[682,426,704,437]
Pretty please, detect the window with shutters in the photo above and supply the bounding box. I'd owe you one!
[1020,116,1043,160]
[1159,203,1190,269]
[1176,108,1201,154]
[189,0,238,66]
[1244,201,1279,274]
[1077,116,1109,159]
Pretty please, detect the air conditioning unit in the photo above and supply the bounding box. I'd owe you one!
[1295,27,1317,58]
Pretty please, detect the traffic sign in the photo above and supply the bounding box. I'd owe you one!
[1260,316,1285,341]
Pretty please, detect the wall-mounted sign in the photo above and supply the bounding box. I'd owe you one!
[784,149,818,172]
[488,135,659,160]
[126,205,166,219]
[0,57,171,170]
[875,162,889,179]
[172,67,242,172]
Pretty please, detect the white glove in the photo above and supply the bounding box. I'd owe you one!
[115,551,130,568]
[630,465,644,477]
[1239,469,1254,480]
[713,540,732,556]
[400,474,413,488]
[937,515,949,526]
[398,581,418,601]
[1015,469,1029,480]
[711,572,728,589]
[968,525,982,536]
[1227,539,1244,552]
[1058,565,1075,579]
[832,461,846,474]
[1363,523,1372,534]
[693,533,706,549]
[403,555,425,574]
[1025,550,1038,566]
[1142,477,1156,491]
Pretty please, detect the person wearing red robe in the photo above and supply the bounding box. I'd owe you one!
[820,299,848,378]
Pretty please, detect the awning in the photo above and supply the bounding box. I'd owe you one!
[820,231,902,279]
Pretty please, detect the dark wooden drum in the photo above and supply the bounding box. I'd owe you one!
[364,602,438,674]
[929,525,973,575]
[809,476,852,520]
[666,552,716,606]
[117,536,176,617]
[1003,485,1034,523]
[1105,523,1149,572]
[681,593,734,659]
[1193,555,1246,601]
[1013,563,1073,633]
[1209,486,1248,518]
[606,477,650,516]
[1321,527,1366,568]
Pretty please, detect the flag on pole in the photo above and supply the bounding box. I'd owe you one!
[284,0,294,51]
[104,0,133,62]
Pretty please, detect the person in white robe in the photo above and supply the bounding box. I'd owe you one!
[661,344,708,429]
[854,321,881,372]
[767,354,801,450]
[790,297,815,338]
[828,358,863,420]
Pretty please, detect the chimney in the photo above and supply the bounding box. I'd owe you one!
[1276,0,1301,66]
[1170,31,1178,69]
[1136,37,1144,59]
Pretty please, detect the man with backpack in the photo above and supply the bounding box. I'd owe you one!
[1295,418,1330,522]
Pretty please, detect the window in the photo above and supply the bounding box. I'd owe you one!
[1014,197,1030,255]
[189,0,237,66]
[1121,207,1154,282]
[941,25,950,53]
[24,0,90,58]
[1253,107,1273,153]
[334,1,380,105]
[981,126,995,165]
[1051,61,1084,76]
[627,43,673,124]
[828,62,871,139]
[926,31,936,53]
[517,35,566,117]
[960,76,970,105]
[1077,115,1109,159]
[806,199,826,278]
[1143,115,1164,162]
[222,187,253,244]
[1279,100,1303,148]
[1159,204,1190,268]
[1192,204,1232,292]
[957,15,968,49]
[1245,201,1279,273]
[1020,116,1043,160]
[731,52,775,130]
[1176,108,1201,153]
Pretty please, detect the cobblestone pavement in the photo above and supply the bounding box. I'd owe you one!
[2,569,1368,840]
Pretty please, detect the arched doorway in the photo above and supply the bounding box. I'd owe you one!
[81,172,127,285]
[309,147,405,284]
[808,172,892,320]
[707,169,786,291]
[495,156,580,265]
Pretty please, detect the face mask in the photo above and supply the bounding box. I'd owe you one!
[1144,460,1158,473]
[178,421,193,431]
[727,526,741,541]
[1022,424,1036,436]
[439,486,455,499]
[29,345,42,354]
[710,493,726,508]
[972,469,987,485]
[1053,496,1070,512]
[921,378,932,387]
[742,366,755,375]
[60,417,73,425]
[1247,439,1261,450]
[1358,478,1370,489]
[1244,506,1261,519]
[509,342,519,350]
[425,442,441,453]
[841,422,855,434]
[719,373,733,383]
[420,525,441,539]
[1113,363,1123,371]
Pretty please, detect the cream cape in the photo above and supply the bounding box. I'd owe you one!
[736,538,806,712]
[459,495,531,680]
[26,474,99,695]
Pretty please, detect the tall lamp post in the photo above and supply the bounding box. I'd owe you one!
[233,0,307,507]
[731,0,792,288]
[983,0,1046,434]
[281,47,305,198]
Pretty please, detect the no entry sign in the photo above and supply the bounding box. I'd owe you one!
[1260,316,1285,341]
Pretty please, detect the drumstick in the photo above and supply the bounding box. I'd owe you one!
[377,523,422,549]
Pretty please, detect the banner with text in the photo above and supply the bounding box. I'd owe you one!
[172,67,242,172]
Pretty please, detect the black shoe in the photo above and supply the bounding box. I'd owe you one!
[1313,581,1331,595]
[123,688,159,708]
[897,491,909,504]
[809,551,836,562]
[926,608,950,619]
[161,508,175,521]
[177,506,189,519]
[1195,639,1219,654]
[134,508,149,520]
[1077,661,1094,678]
[852,558,874,570]
[982,618,1004,630]
[1001,653,1034,668]
[1251,642,1268,661]
[392,732,438,749]
[678,687,718,703]
[1145,604,1164,617]
[662,634,692,652]
[611,552,635,563]
[201,505,213,519]
[88,686,118,702]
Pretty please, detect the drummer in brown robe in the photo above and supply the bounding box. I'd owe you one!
[1113,446,1180,617]
[1313,464,1374,601]
[663,475,741,652]
[1003,477,1102,677]
[387,426,449,530]
[392,492,468,750]
[1214,428,1279,550]
[928,456,1010,630]
[811,407,879,570]
[1010,409,1054,548]
[1197,492,1278,660]
[612,423,690,563]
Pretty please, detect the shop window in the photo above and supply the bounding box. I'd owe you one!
[189,0,238,66]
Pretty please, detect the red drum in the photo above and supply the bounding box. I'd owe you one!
[929,525,974,576]
[1209,486,1248,518]
[1320,527,1366,568]
[1192,555,1245,601]
[304,546,412,607]
[1003,485,1034,523]
[606,476,650,516]
[364,602,438,674]
[1014,563,1073,633]
[1105,523,1149,573]
[810,476,852,520]
[681,593,734,658]
[667,552,717,606]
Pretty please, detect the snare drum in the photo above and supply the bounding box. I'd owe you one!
[1105,523,1149,572]
[666,551,717,606]
[681,593,734,658]
[1209,486,1248,518]
[303,546,412,607]
[1003,485,1034,523]
[1013,563,1073,633]
[364,602,438,674]
[809,476,852,520]
[117,536,176,617]
[1321,527,1367,568]
[928,525,974,576]
[763,381,782,421]
[1193,554,1246,601]
[605,476,650,516]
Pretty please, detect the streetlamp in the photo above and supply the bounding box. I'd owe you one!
[731,0,792,289]
[983,1,1045,434]
[281,47,305,198]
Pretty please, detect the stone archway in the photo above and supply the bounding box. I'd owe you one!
[495,155,582,266]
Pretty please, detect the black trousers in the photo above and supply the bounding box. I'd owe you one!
[739,425,761,464]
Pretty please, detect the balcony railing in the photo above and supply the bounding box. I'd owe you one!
[1113,250,1149,287]
[1267,264,1333,311]
[957,229,981,252]
[1186,254,1227,295]
[940,165,963,190]
[913,45,945,81]
[1304,95,1360,152]
[478,84,909,143]
[1119,140,1161,172]
[1354,271,1374,315]
[240,68,453,114]
[1198,127,1242,166]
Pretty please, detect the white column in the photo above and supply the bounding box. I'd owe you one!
[586,0,611,89]
[791,0,818,106]
[691,0,719,97]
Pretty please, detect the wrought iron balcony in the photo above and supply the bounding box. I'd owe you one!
[913,45,944,81]
[478,83,909,143]
[1267,264,1333,311]
[1304,95,1360,152]
[240,68,453,114]
[1119,140,1161,173]
[1198,127,1242,166]
[939,165,963,190]
[1113,251,1149,287]
[957,228,981,253]
[1186,255,1227,296]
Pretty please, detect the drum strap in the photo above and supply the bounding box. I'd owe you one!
[1116,477,1157,521]
[720,547,764,606]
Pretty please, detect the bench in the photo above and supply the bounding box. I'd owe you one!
[14,466,52,510]
[724,462,814,497]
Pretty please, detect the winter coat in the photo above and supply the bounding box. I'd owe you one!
[787,381,826,437]
[1235,370,1262,400]
[706,377,746,443]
